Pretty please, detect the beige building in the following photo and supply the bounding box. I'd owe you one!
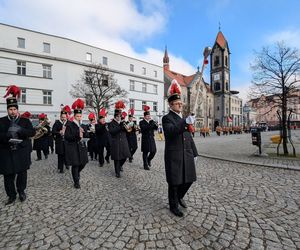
[163,31,243,130]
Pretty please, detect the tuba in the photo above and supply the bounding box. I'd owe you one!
[32,118,49,140]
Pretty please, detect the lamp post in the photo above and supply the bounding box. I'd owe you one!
[192,47,212,115]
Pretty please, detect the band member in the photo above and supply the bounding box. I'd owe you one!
[52,105,71,173]
[95,108,111,167]
[33,113,51,160]
[126,108,138,163]
[64,99,89,188]
[139,105,158,170]
[162,80,198,217]
[108,101,131,178]
[87,112,98,161]
[0,85,35,205]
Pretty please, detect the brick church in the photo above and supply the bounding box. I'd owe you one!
[163,31,243,130]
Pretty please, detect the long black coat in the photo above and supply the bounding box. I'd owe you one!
[139,119,158,153]
[33,124,50,151]
[52,120,69,155]
[162,111,198,185]
[87,124,98,153]
[0,116,35,175]
[95,122,111,148]
[64,121,89,166]
[126,122,138,151]
[108,119,131,161]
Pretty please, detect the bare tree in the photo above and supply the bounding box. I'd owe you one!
[250,42,300,155]
[70,63,128,117]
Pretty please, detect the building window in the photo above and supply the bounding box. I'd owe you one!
[85,94,93,107]
[43,90,52,105]
[17,61,26,75]
[17,38,25,48]
[225,82,229,91]
[142,83,147,92]
[214,56,220,66]
[130,64,134,72]
[154,70,157,77]
[142,67,146,75]
[217,106,220,111]
[153,85,158,94]
[130,99,134,109]
[129,80,135,91]
[43,65,52,78]
[142,101,147,110]
[102,56,108,65]
[102,75,108,86]
[214,82,221,91]
[43,43,50,53]
[153,102,158,112]
[86,53,92,62]
[225,56,228,66]
[19,89,26,104]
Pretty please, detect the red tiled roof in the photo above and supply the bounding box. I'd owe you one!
[164,68,196,87]
[215,31,227,49]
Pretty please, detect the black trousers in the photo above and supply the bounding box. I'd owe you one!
[36,149,49,159]
[129,147,137,159]
[168,182,193,209]
[3,171,27,198]
[98,145,111,165]
[57,154,66,171]
[71,165,85,184]
[114,159,126,175]
[142,151,156,167]
[90,150,98,160]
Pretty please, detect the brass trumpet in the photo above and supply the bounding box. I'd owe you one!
[32,118,49,140]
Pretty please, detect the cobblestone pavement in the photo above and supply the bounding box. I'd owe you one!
[195,130,300,170]
[0,140,300,249]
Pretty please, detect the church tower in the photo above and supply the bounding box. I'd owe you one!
[163,46,170,71]
[210,31,231,128]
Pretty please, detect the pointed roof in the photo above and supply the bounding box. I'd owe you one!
[163,46,169,64]
[215,31,227,49]
[164,68,195,87]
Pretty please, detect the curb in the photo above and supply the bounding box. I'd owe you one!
[197,153,300,171]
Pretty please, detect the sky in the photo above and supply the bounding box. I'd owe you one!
[1,0,300,102]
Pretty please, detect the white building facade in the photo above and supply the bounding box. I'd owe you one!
[0,23,164,123]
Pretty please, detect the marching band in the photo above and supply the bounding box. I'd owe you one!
[0,83,199,217]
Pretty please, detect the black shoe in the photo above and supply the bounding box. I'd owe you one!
[35,158,41,161]
[144,166,150,170]
[99,163,104,167]
[66,166,70,170]
[170,208,184,217]
[19,192,27,202]
[120,166,123,172]
[59,170,64,173]
[45,155,48,159]
[129,158,133,163]
[74,183,81,189]
[105,157,110,164]
[147,159,152,167]
[116,173,120,178]
[5,197,16,205]
[179,199,187,208]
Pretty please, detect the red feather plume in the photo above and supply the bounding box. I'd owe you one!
[115,100,125,109]
[21,111,32,119]
[128,108,135,115]
[143,105,150,112]
[99,108,107,117]
[4,85,21,99]
[62,105,72,115]
[88,112,96,120]
[169,79,181,95]
[122,111,127,118]
[38,113,46,120]
[72,98,85,110]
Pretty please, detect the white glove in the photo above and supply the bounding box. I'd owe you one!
[186,116,195,125]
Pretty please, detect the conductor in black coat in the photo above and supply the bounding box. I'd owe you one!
[126,115,138,163]
[64,101,89,189]
[33,113,50,160]
[95,115,111,167]
[162,84,198,217]
[0,90,35,205]
[139,107,158,170]
[52,110,70,173]
[108,109,131,178]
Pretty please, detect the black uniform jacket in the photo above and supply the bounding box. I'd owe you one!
[162,111,198,185]
[108,119,131,161]
[139,119,158,153]
[52,119,70,155]
[64,121,89,166]
[95,122,111,148]
[33,124,51,151]
[126,121,138,151]
[0,116,35,175]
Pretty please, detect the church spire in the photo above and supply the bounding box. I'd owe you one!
[163,46,170,70]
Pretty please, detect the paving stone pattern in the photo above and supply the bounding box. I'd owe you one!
[0,140,300,249]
